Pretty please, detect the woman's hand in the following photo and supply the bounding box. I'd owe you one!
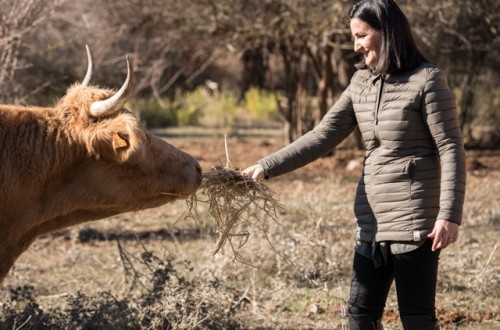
[428,219,459,251]
[241,163,265,181]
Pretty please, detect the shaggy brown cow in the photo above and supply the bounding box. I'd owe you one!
[0,47,202,282]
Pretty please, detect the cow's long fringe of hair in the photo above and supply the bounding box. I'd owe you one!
[58,85,143,161]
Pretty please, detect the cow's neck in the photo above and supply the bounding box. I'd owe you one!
[0,193,125,283]
[0,107,94,282]
[0,220,40,282]
[0,107,82,184]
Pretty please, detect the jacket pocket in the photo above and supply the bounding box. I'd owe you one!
[405,158,416,196]
[405,156,441,217]
[406,159,416,180]
[370,161,413,224]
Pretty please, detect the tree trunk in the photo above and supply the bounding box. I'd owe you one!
[316,34,334,125]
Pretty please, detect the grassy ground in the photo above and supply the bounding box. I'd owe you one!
[0,133,498,329]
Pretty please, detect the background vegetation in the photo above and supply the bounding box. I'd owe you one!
[1,0,498,146]
[0,138,498,329]
[0,1,499,329]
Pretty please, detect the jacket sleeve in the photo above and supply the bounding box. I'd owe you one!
[422,68,466,224]
[258,83,357,179]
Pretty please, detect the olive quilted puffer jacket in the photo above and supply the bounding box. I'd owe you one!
[259,63,466,242]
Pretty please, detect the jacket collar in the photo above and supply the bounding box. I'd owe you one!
[370,74,384,85]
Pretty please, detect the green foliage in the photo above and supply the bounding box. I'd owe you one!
[244,87,278,120]
[179,88,241,128]
[129,88,282,129]
[128,99,177,128]
[131,88,243,129]
[176,89,206,127]
[177,87,280,128]
[199,90,241,128]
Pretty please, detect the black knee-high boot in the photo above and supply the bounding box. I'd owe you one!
[348,313,384,330]
[400,315,440,330]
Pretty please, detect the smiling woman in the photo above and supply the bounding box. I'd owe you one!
[241,0,466,329]
[350,18,382,69]
[348,0,427,75]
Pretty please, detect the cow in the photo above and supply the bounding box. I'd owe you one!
[0,47,202,282]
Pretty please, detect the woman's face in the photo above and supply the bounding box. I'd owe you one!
[350,18,382,68]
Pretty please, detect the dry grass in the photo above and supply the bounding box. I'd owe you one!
[184,136,285,264]
[186,165,284,264]
[0,137,498,329]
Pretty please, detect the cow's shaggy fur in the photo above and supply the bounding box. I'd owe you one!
[0,83,201,282]
[59,85,145,162]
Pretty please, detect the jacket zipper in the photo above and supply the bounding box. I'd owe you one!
[374,75,385,139]
[371,75,385,246]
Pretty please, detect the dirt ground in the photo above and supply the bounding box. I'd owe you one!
[0,132,499,329]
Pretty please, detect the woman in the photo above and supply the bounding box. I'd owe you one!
[242,0,466,329]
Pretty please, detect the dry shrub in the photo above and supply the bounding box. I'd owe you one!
[117,243,246,330]
[187,163,284,264]
[0,243,247,330]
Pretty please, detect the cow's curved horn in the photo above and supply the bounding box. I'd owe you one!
[81,45,94,87]
[90,55,133,118]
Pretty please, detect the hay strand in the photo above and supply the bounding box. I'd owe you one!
[186,139,284,262]
[187,166,284,261]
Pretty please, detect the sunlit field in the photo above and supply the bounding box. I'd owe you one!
[1,131,498,329]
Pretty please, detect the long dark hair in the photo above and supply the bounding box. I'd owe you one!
[348,0,427,74]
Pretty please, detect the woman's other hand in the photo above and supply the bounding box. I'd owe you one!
[242,163,265,181]
[428,219,459,251]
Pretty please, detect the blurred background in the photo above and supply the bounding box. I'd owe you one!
[1,0,498,146]
[1,2,499,328]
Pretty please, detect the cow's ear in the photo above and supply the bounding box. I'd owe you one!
[112,131,129,150]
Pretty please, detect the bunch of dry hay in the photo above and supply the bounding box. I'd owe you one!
[186,164,284,263]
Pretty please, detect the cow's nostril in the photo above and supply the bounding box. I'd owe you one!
[196,163,202,175]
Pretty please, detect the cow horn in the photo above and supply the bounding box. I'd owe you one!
[81,44,94,87]
[90,55,133,118]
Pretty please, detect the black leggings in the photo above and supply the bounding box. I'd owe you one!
[348,239,440,321]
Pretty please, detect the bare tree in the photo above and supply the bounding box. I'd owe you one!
[402,0,500,145]
[0,0,65,103]
[8,0,222,107]
[3,0,498,147]
[204,0,355,142]
[84,0,221,102]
